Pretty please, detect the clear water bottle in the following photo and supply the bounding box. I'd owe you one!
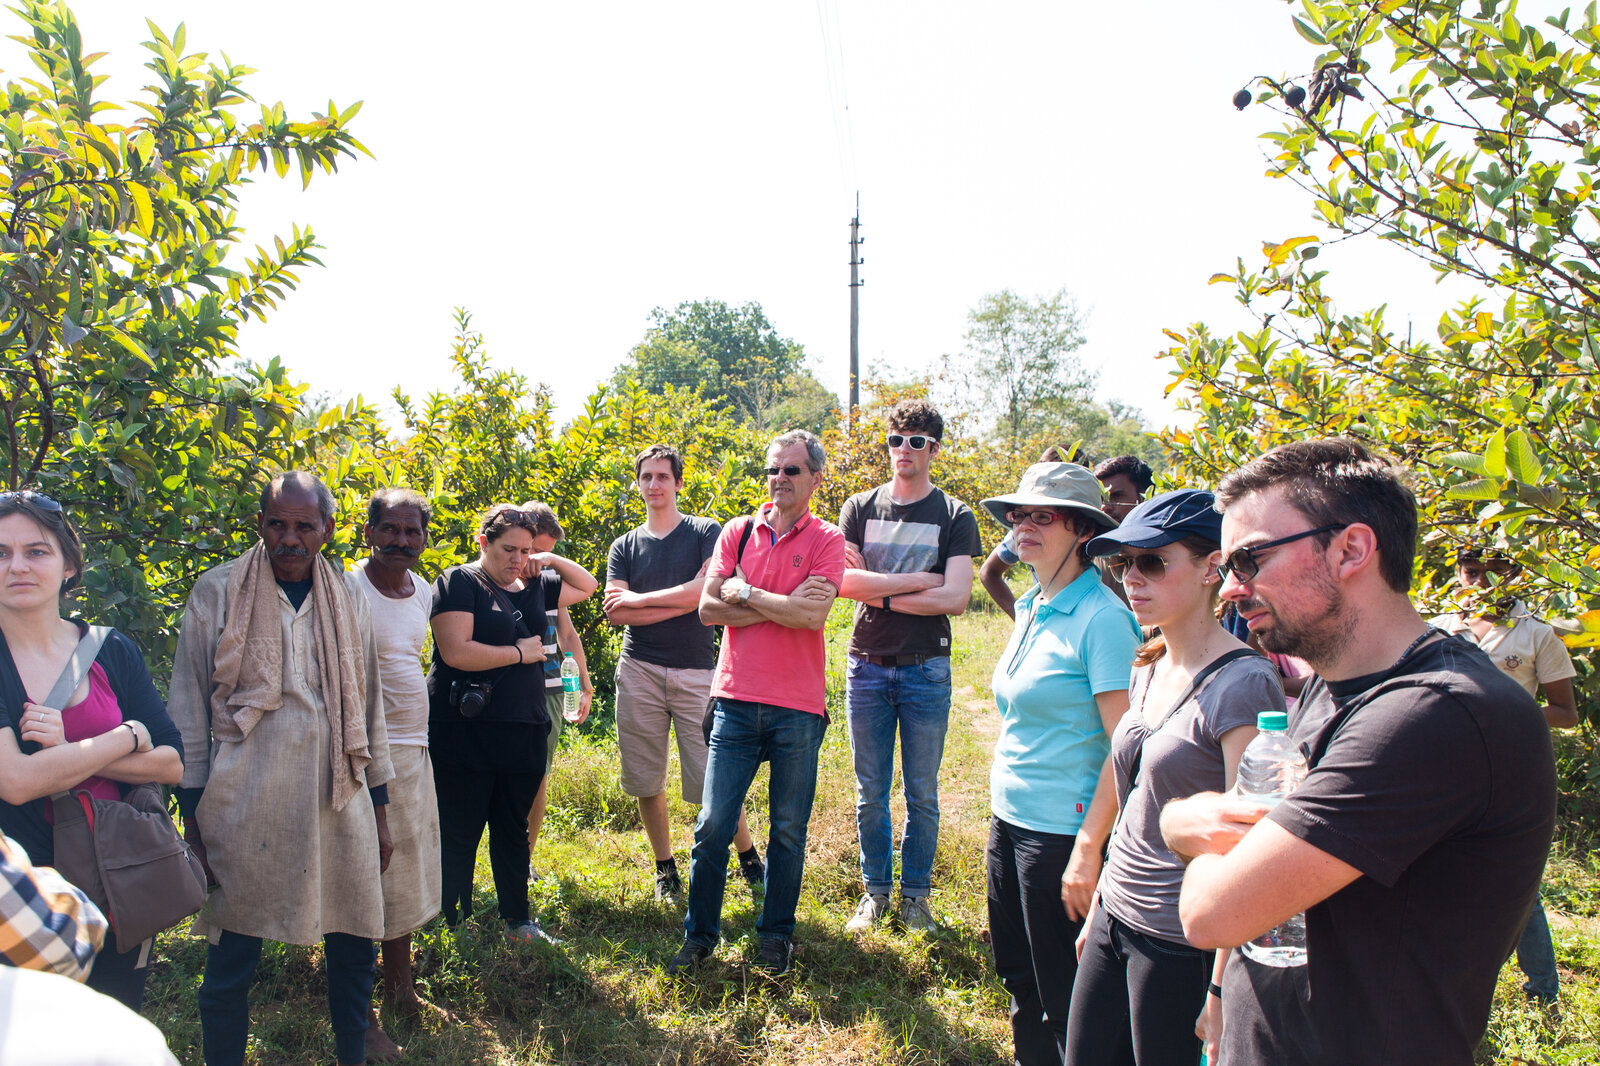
[561,652,582,722]
[1236,710,1309,967]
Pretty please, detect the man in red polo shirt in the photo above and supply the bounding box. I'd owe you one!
[666,430,846,977]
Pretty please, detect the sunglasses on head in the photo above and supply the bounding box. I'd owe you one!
[1217,524,1347,582]
[0,490,62,513]
[886,434,933,450]
[1005,508,1068,527]
[482,507,532,532]
[765,464,807,477]
[1106,553,1170,583]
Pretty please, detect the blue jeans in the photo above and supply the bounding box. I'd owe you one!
[1516,895,1560,1001]
[846,654,952,897]
[685,698,828,946]
[199,929,374,1066]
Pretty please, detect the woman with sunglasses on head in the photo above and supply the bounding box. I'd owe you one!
[427,504,557,941]
[0,490,184,1009]
[1063,490,1283,1066]
[981,464,1141,1066]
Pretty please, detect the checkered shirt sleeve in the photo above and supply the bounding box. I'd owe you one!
[0,832,107,981]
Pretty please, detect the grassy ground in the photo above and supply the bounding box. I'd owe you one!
[140,600,1599,1064]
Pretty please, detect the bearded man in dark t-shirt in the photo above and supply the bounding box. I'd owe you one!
[836,400,980,935]
[1159,438,1556,1066]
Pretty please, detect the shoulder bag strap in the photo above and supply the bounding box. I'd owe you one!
[43,625,110,710]
[462,565,533,640]
[1126,648,1261,793]
[735,515,754,564]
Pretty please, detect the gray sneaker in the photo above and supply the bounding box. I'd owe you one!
[654,866,684,904]
[504,918,561,945]
[899,895,936,934]
[845,892,890,934]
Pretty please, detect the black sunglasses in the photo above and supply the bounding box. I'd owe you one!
[1106,553,1169,583]
[1218,524,1346,582]
[1005,508,1067,527]
[0,490,62,513]
[886,434,933,450]
[765,464,807,477]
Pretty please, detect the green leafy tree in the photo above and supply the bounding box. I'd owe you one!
[1157,0,1600,718]
[0,1,373,657]
[940,288,1095,453]
[612,298,837,431]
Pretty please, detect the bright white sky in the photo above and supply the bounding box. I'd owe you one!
[41,1,1480,435]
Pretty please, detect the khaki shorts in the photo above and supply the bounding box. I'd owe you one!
[543,692,564,773]
[614,655,714,803]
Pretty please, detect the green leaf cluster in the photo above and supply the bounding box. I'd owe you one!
[1161,0,1600,723]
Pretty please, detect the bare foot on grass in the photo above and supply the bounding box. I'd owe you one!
[364,1014,404,1062]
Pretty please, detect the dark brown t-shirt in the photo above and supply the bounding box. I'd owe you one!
[1221,634,1556,1065]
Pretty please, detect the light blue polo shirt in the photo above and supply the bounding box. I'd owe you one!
[990,566,1141,835]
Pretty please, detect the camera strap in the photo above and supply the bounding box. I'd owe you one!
[464,565,534,640]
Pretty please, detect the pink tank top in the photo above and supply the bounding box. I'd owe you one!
[51,662,125,809]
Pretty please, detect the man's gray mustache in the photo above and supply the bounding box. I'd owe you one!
[270,546,309,558]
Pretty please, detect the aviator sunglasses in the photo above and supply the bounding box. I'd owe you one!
[886,434,933,450]
[1217,524,1347,582]
[1106,553,1171,583]
[765,464,807,477]
[0,490,62,512]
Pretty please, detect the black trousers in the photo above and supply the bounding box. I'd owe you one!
[1066,902,1211,1066]
[85,936,149,1010]
[431,721,546,925]
[987,816,1082,1066]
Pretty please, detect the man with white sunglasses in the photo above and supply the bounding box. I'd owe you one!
[836,399,980,935]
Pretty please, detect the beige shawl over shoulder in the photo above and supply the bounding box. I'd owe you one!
[209,542,372,810]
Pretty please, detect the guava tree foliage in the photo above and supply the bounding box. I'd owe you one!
[390,311,771,690]
[1160,0,1600,652]
[0,2,373,655]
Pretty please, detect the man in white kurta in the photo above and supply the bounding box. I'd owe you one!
[170,473,396,1066]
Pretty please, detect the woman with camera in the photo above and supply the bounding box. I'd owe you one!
[427,504,555,940]
[0,490,184,1009]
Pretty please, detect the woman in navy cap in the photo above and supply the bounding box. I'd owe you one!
[980,463,1141,1066]
[1064,489,1285,1066]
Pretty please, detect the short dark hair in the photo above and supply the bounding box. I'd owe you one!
[517,500,565,541]
[886,399,943,441]
[1039,446,1066,463]
[634,444,684,482]
[262,471,335,522]
[0,490,82,592]
[1094,455,1154,494]
[367,487,431,529]
[1216,438,1417,593]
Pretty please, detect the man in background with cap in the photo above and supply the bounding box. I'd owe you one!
[835,399,981,935]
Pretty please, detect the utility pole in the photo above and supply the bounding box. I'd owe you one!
[848,194,863,428]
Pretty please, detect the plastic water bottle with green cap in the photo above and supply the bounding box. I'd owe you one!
[1235,709,1309,967]
[561,652,581,722]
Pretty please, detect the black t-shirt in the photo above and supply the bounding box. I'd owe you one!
[837,485,981,656]
[0,624,184,863]
[1222,634,1556,1065]
[426,565,549,727]
[606,515,720,670]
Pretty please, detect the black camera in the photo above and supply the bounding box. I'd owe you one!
[449,679,494,718]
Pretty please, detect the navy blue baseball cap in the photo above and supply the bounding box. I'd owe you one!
[1086,489,1221,557]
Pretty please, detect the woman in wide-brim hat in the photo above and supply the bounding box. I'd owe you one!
[980,463,1142,1065]
[1063,490,1281,1066]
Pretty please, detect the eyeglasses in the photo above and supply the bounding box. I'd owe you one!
[1218,524,1346,582]
[1106,553,1169,583]
[765,465,807,477]
[1005,508,1067,527]
[0,490,62,513]
[886,434,933,450]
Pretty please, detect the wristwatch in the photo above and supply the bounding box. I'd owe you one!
[738,584,752,604]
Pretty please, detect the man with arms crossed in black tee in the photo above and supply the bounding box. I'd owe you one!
[604,445,762,904]
[1161,438,1555,1065]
